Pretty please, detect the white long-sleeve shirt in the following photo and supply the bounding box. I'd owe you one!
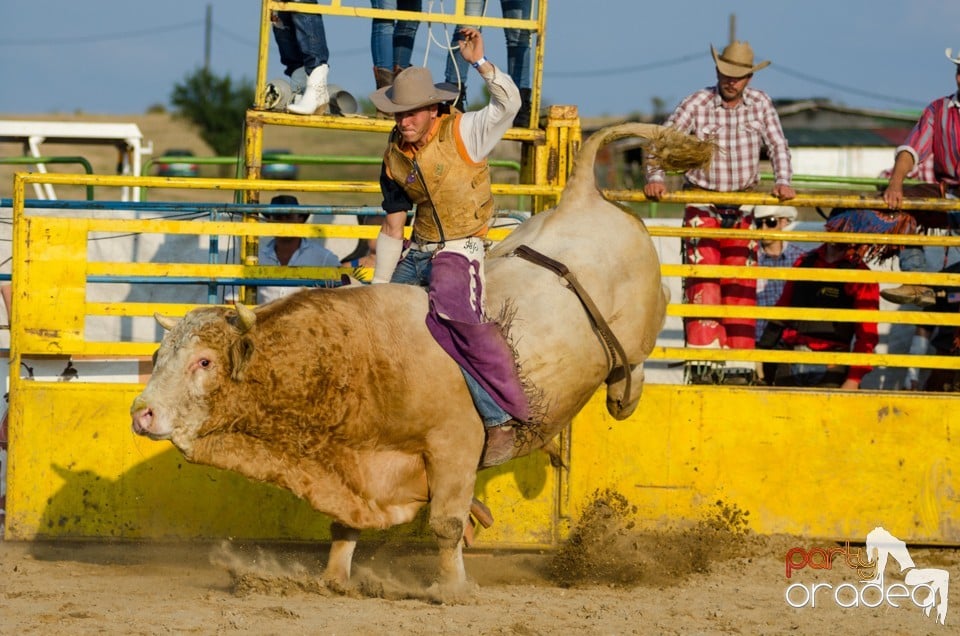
[257,237,341,304]
[459,64,521,162]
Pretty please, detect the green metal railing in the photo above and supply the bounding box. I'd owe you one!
[0,156,95,200]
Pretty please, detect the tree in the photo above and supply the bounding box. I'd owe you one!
[170,68,254,158]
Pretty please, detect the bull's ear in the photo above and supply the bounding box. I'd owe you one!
[154,313,180,331]
[234,302,257,334]
[229,337,255,381]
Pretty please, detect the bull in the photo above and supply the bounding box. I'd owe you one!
[131,123,711,594]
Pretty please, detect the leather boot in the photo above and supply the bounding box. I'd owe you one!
[288,64,329,115]
[880,284,936,307]
[479,423,518,468]
[373,66,394,118]
[374,66,394,89]
[514,87,533,128]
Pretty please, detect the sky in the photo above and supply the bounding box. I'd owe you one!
[1,0,960,119]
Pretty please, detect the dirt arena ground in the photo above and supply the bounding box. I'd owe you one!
[2,498,957,636]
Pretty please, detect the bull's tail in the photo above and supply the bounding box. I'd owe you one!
[561,123,714,204]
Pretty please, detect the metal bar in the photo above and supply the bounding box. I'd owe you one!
[0,156,95,199]
[661,263,960,284]
[668,304,960,327]
[270,1,541,30]
[0,198,388,215]
[243,108,545,143]
[651,346,960,371]
[649,225,960,247]
[759,172,930,187]
[14,172,560,198]
[603,189,959,211]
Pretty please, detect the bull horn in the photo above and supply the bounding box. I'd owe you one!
[154,313,180,331]
[235,302,257,334]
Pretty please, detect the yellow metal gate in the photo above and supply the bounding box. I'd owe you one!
[4,171,960,546]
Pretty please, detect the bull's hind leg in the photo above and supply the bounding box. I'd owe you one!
[322,522,360,590]
[605,363,646,419]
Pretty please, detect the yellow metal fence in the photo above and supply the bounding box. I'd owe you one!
[4,170,960,546]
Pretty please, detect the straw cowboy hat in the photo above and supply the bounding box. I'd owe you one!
[711,41,771,77]
[369,67,460,114]
[946,47,960,64]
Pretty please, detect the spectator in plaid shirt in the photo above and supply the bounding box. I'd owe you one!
[751,205,805,343]
[645,40,795,384]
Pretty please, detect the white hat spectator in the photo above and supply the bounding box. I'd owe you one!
[749,205,798,231]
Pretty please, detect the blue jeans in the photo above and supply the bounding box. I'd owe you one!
[444,1,532,92]
[371,1,422,70]
[272,0,329,75]
[391,248,512,428]
[502,0,533,89]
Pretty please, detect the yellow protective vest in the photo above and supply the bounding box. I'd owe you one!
[383,113,494,243]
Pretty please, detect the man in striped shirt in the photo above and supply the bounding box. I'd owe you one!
[882,48,960,307]
[645,40,795,384]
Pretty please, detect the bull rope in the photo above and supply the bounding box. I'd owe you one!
[510,244,632,412]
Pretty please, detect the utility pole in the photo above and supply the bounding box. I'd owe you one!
[728,13,736,44]
[204,4,212,71]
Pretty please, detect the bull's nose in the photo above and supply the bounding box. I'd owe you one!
[131,409,152,435]
[131,395,154,436]
[130,395,147,416]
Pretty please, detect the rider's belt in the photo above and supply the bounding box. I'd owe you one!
[412,241,444,253]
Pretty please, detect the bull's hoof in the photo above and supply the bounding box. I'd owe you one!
[321,575,352,596]
[426,579,478,604]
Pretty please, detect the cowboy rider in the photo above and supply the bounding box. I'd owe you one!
[369,27,527,467]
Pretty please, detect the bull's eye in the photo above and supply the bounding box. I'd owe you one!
[198,359,210,368]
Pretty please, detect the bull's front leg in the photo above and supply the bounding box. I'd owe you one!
[424,457,478,597]
[431,511,467,584]
[322,521,360,590]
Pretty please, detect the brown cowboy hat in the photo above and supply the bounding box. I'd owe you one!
[711,41,771,77]
[369,67,460,114]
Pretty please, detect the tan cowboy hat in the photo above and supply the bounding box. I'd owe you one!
[369,67,460,114]
[711,41,771,77]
